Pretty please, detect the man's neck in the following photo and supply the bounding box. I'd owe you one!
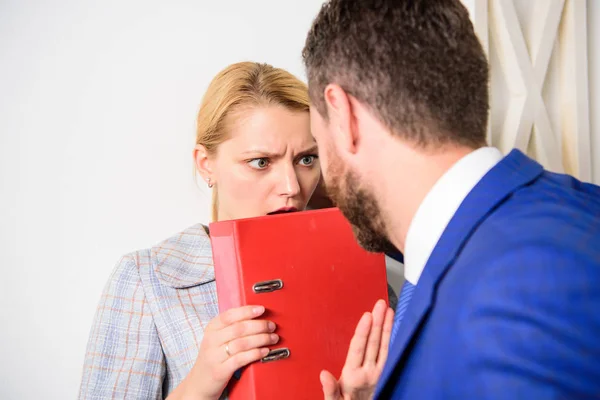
[376,143,476,253]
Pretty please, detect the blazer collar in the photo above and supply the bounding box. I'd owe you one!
[151,223,215,289]
[375,149,545,398]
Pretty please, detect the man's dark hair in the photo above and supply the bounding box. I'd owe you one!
[303,0,489,148]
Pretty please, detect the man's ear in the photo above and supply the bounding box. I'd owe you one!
[193,145,214,186]
[324,84,358,155]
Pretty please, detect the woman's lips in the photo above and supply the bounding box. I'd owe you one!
[267,207,299,215]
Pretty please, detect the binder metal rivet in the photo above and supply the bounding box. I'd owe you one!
[252,279,283,293]
[261,348,290,363]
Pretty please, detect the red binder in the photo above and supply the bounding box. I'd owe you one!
[209,208,389,400]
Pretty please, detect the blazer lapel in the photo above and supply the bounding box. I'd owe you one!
[375,150,544,398]
[152,223,216,288]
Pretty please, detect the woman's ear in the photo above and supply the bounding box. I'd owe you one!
[193,145,214,186]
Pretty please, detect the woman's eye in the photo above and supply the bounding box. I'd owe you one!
[299,155,317,166]
[248,158,270,170]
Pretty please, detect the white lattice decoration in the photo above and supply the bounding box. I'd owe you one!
[463,0,591,181]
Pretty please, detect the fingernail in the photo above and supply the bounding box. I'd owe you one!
[261,348,269,356]
[270,333,279,343]
[268,321,276,331]
[253,306,265,315]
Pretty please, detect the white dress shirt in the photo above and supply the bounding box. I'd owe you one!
[403,147,504,285]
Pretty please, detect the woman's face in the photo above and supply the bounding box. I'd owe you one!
[197,105,321,221]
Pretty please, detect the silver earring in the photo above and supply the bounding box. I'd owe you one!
[206,178,213,188]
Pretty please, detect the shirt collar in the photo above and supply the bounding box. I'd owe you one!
[403,147,503,285]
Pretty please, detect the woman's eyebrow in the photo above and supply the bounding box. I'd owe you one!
[240,148,282,157]
[241,144,318,158]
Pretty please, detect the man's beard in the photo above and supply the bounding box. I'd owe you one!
[324,155,397,254]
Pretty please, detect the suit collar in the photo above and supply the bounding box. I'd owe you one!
[375,149,544,398]
[151,223,215,288]
[403,147,503,285]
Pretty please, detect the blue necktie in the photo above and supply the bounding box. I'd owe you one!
[390,280,416,344]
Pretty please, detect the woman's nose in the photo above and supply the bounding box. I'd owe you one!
[278,165,301,197]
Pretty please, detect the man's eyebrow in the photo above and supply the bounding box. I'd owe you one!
[297,144,319,155]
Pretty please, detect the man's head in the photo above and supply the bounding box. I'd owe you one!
[303,0,489,252]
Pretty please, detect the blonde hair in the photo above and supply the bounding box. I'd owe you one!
[196,62,310,222]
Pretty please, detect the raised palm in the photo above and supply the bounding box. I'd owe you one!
[320,300,394,400]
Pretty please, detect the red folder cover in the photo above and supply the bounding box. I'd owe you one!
[209,208,388,400]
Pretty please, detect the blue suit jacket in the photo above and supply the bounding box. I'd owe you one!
[375,150,600,399]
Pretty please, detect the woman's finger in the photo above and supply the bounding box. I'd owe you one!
[225,333,280,358]
[210,305,266,331]
[218,319,276,345]
[344,312,372,369]
[363,299,388,366]
[222,347,270,374]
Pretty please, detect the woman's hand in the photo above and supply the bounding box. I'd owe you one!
[320,300,394,400]
[168,305,279,400]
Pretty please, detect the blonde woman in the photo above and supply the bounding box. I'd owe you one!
[78,62,395,400]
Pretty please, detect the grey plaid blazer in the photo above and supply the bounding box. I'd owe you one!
[78,223,397,399]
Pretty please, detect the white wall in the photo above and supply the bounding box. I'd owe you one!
[462,0,599,184]
[0,1,325,398]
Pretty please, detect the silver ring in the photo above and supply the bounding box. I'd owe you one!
[225,343,231,357]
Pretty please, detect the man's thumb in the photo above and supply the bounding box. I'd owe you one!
[320,370,341,400]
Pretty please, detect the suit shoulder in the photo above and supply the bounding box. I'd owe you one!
[467,175,600,266]
[99,250,151,299]
[511,170,600,218]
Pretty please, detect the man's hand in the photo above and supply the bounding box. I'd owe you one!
[320,300,394,400]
